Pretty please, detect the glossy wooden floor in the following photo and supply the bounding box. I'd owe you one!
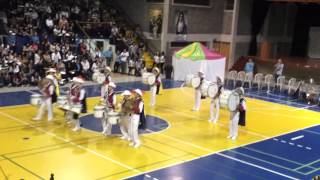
[0,87,319,180]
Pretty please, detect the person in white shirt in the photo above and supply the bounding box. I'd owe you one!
[33,78,54,121]
[153,52,160,69]
[273,59,284,82]
[209,77,223,123]
[51,50,61,64]
[193,71,205,111]
[159,52,166,73]
[120,49,129,74]
[101,82,117,136]
[150,67,161,107]
[129,89,144,148]
[228,87,246,140]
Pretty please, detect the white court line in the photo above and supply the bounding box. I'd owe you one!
[0,111,140,173]
[291,135,304,141]
[216,153,299,180]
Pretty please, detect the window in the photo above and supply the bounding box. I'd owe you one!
[225,0,234,10]
[173,0,210,7]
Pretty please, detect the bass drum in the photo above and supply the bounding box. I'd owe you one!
[142,72,153,85]
[30,94,42,106]
[200,80,210,97]
[207,83,218,98]
[185,74,194,87]
[220,90,233,109]
[227,91,240,111]
[191,77,201,88]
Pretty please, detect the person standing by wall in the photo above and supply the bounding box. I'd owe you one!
[273,59,284,81]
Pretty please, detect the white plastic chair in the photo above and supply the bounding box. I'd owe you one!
[276,76,286,92]
[287,78,296,94]
[253,73,264,90]
[237,71,246,87]
[227,70,237,88]
[264,74,274,92]
[244,72,254,88]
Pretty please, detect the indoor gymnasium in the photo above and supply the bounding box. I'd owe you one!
[0,0,320,179]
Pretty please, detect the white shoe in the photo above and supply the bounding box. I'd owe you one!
[208,118,214,122]
[127,137,132,141]
[134,143,140,148]
[129,142,134,146]
[227,135,232,139]
[213,120,217,124]
[120,136,128,140]
[231,136,237,140]
[48,118,53,121]
[32,117,41,121]
[72,127,80,132]
[192,108,199,111]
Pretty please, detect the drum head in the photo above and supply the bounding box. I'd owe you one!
[31,94,41,98]
[108,112,119,116]
[207,84,218,98]
[97,75,106,84]
[148,75,156,85]
[191,77,201,88]
[94,105,105,110]
[228,92,240,111]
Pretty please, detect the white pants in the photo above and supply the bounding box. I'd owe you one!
[129,114,140,145]
[101,109,112,135]
[193,89,201,110]
[229,111,239,138]
[210,98,220,122]
[120,114,130,138]
[150,85,157,106]
[35,97,53,120]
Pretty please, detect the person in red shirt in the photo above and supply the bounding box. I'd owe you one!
[150,67,161,107]
[129,89,144,148]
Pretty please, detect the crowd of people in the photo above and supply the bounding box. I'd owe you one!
[0,0,157,88]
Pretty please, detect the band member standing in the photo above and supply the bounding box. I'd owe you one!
[102,82,117,136]
[69,77,87,131]
[129,89,144,148]
[33,78,54,121]
[119,90,132,141]
[150,67,161,107]
[100,66,112,100]
[46,68,60,103]
[228,87,246,140]
[193,71,205,111]
[209,77,223,123]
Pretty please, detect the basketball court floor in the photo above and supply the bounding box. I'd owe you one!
[0,79,319,179]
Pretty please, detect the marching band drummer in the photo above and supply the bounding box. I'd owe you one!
[100,67,112,100]
[129,89,144,148]
[102,82,117,136]
[209,76,223,123]
[33,78,54,121]
[192,71,205,111]
[69,77,87,131]
[150,67,161,107]
[228,87,246,140]
[119,90,132,141]
[46,68,60,104]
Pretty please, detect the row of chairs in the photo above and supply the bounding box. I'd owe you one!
[226,70,320,98]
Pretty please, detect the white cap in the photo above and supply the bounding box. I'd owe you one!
[105,66,111,72]
[121,90,131,96]
[153,67,160,73]
[47,68,56,73]
[236,87,245,96]
[109,82,116,88]
[134,89,143,96]
[72,77,84,84]
[198,71,205,78]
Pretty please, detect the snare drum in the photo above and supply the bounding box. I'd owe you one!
[200,80,210,97]
[30,94,42,106]
[94,105,105,118]
[107,111,120,125]
[142,72,153,85]
[207,83,218,98]
[191,77,201,88]
[227,92,240,111]
[57,96,68,106]
[220,90,233,109]
[71,104,82,114]
[185,74,194,87]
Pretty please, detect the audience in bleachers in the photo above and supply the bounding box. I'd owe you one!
[0,0,150,88]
